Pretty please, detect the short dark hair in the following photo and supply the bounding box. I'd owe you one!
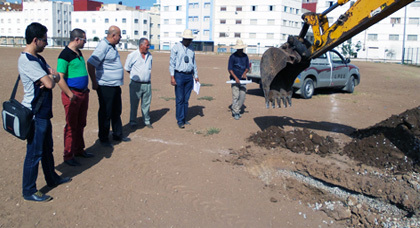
[70,28,85,41]
[139,37,148,46]
[25,22,48,44]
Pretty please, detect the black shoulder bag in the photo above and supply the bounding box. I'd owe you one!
[2,75,44,140]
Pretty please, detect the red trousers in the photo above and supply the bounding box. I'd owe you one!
[62,90,89,161]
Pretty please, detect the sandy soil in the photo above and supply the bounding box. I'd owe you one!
[0,46,419,227]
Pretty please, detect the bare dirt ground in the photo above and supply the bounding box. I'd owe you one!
[0,46,419,227]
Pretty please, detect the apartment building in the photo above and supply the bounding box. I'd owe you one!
[316,0,420,62]
[72,10,150,49]
[0,0,72,46]
[160,0,303,54]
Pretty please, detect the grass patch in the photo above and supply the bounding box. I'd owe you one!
[159,96,175,101]
[200,83,213,87]
[188,127,221,136]
[198,96,214,101]
[205,127,221,136]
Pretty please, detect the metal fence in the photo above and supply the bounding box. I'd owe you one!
[404,47,420,66]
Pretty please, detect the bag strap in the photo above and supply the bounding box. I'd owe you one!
[11,74,45,115]
[10,75,20,100]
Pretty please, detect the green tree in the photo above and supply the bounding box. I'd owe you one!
[340,40,362,58]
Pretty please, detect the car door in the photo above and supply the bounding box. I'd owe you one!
[330,50,349,87]
[311,52,331,88]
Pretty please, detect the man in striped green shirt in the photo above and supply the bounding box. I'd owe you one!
[57,28,93,167]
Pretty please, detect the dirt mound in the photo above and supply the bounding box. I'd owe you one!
[345,106,420,173]
[241,106,420,227]
[248,106,420,174]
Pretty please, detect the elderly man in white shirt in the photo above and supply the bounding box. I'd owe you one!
[125,38,153,129]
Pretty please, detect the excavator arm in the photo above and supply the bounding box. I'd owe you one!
[261,0,414,108]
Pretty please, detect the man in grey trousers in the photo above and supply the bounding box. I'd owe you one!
[125,38,153,128]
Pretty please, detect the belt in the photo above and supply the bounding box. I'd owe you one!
[131,80,151,84]
[175,70,193,75]
[69,87,89,93]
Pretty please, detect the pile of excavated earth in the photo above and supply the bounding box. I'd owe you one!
[228,106,420,227]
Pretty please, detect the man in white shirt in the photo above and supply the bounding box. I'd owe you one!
[169,29,199,129]
[125,38,153,129]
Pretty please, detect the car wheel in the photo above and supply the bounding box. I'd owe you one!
[301,78,314,99]
[345,75,355,93]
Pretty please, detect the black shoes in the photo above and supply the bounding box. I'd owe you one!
[178,124,185,129]
[48,177,72,188]
[64,159,81,166]
[23,191,52,202]
[76,151,94,158]
[112,136,131,142]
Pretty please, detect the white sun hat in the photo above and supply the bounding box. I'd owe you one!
[180,29,196,39]
[233,39,247,49]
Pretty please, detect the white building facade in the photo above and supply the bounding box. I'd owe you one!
[316,0,420,63]
[72,10,150,49]
[160,0,303,54]
[0,0,72,46]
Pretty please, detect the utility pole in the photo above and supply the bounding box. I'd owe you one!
[401,5,407,64]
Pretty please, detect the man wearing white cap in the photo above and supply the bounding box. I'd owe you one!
[169,29,199,129]
[228,39,249,120]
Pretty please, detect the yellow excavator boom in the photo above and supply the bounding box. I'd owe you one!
[260,0,415,108]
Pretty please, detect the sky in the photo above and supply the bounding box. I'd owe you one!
[14,0,157,9]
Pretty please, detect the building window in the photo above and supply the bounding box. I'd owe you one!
[58,29,61,34]
[267,19,275,25]
[134,19,139,23]
[251,19,257,25]
[204,2,210,8]
[269,5,274,11]
[144,20,147,24]
[252,5,257,11]
[93,29,96,34]
[296,9,300,14]
[389,34,399,40]
[105,18,109,23]
[164,6,169,11]
[367,34,378,41]
[234,33,241,38]
[407,35,418,41]
[176,5,182,11]
[236,6,242,11]
[267,33,274,39]
[220,19,226,24]
[122,30,126,35]
[76,19,79,23]
[164,19,169,24]
[221,6,226,11]
[249,33,256,38]
[219,32,227,37]
[92,19,95,23]
[408,17,419,24]
[143,31,147,35]
[176,32,182,37]
[204,16,210,21]
[204,30,209,36]
[164,32,169,37]
[176,19,182,24]
[134,30,138,35]
[236,19,242,24]
[390,17,401,24]
[122,18,126,23]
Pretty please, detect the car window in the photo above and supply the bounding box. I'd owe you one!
[330,52,343,64]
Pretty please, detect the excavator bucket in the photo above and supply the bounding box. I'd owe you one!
[260,36,311,108]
